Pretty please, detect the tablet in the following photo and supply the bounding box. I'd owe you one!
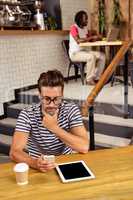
[56,160,95,183]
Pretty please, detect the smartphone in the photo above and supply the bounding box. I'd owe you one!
[43,155,55,162]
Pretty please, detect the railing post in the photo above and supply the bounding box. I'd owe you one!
[89,106,95,150]
[123,51,129,118]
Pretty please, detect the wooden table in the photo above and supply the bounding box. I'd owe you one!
[79,40,123,47]
[0,146,133,200]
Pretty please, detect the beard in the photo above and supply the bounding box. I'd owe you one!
[42,105,58,116]
[45,109,56,116]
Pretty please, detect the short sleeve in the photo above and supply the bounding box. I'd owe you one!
[68,104,83,128]
[70,25,79,37]
[15,110,31,133]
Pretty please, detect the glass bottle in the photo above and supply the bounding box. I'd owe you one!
[43,12,49,30]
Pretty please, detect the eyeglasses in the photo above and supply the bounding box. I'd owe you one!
[40,96,63,105]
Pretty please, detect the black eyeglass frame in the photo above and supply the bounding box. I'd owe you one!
[40,96,63,105]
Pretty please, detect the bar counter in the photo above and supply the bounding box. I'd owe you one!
[0,30,69,36]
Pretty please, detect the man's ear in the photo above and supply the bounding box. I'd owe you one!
[38,91,41,100]
[38,95,41,101]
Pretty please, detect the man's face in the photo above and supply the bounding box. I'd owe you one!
[39,86,63,115]
[81,14,88,27]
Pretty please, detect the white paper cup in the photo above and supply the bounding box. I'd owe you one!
[13,163,29,185]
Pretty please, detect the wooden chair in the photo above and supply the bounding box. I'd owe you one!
[62,40,85,85]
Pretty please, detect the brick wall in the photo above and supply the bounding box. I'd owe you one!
[60,0,90,30]
[0,33,68,115]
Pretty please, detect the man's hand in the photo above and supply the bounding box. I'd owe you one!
[36,155,56,172]
[87,35,102,42]
[42,110,59,132]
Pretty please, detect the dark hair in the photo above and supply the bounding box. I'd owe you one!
[74,10,88,27]
[38,69,64,92]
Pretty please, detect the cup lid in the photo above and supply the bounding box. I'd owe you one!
[13,163,29,172]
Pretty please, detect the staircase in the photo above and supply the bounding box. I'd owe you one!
[0,81,133,156]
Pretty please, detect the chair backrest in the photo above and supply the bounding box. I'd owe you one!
[62,40,69,58]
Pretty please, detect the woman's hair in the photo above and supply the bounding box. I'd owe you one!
[38,69,64,92]
[74,10,88,27]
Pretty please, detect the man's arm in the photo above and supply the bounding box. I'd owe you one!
[10,131,55,172]
[70,25,102,44]
[43,112,89,153]
[72,32,102,44]
[53,125,89,153]
[73,33,97,44]
[10,131,37,167]
[70,24,93,44]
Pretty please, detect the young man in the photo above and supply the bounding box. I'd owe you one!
[69,10,105,85]
[10,70,88,172]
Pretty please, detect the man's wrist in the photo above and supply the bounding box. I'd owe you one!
[52,125,61,135]
[29,157,38,169]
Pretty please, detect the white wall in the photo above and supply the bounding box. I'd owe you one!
[60,0,91,30]
[0,33,68,115]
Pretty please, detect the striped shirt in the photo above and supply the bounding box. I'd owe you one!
[15,101,83,158]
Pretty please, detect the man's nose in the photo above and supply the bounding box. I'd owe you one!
[49,100,56,106]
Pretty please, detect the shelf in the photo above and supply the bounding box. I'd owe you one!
[20,0,34,6]
[0,0,34,6]
[0,1,21,6]
[0,30,69,36]
[0,25,36,30]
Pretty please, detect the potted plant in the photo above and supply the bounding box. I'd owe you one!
[98,0,106,36]
[112,0,122,27]
[111,0,126,40]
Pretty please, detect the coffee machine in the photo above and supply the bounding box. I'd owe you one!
[0,0,32,28]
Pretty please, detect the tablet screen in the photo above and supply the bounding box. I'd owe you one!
[56,160,95,183]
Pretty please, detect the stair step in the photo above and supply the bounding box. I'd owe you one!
[7,103,30,118]
[8,103,30,110]
[17,85,133,106]
[1,110,133,139]
[0,134,12,155]
[0,155,11,163]
[0,117,17,127]
[0,134,12,145]
[94,132,130,148]
[17,89,39,104]
[94,102,133,118]
[83,114,133,139]
[0,118,16,136]
[94,114,133,127]
[6,100,133,120]
[0,120,131,152]
[5,108,133,128]
[83,113,133,127]
[0,131,129,154]
[15,87,133,118]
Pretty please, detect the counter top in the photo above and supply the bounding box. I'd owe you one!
[0,30,69,36]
